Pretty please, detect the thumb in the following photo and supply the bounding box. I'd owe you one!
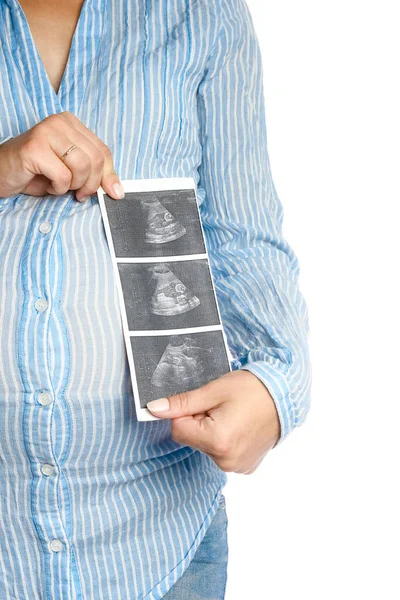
[147,387,220,453]
[146,385,216,418]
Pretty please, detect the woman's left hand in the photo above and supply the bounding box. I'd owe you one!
[146,369,281,474]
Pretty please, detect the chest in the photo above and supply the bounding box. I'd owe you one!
[0,0,214,180]
[17,0,84,94]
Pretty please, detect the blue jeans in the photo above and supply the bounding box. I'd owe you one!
[162,494,229,600]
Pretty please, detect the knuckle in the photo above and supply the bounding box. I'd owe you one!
[33,114,64,138]
[22,137,41,156]
[43,113,59,125]
[99,141,112,158]
[56,176,71,192]
[40,113,64,132]
[81,186,98,197]
[173,392,190,413]
[60,110,74,120]
[56,186,70,196]
[56,168,71,185]
[213,436,234,457]
[79,186,97,198]
[216,457,236,473]
[60,170,72,184]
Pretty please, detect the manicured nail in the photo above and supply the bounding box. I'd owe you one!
[112,182,125,199]
[147,398,170,412]
[78,196,90,203]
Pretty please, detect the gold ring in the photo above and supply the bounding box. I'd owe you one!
[60,144,78,162]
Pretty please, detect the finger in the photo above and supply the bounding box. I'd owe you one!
[57,131,105,201]
[47,134,94,195]
[146,379,226,418]
[72,139,104,201]
[27,146,72,195]
[170,413,217,454]
[23,175,53,197]
[60,111,124,200]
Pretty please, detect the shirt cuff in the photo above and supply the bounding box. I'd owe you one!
[0,135,13,145]
[0,136,13,206]
[238,360,295,447]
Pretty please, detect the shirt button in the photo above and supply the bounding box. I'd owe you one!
[39,221,52,234]
[41,464,55,476]
[35,298,48,312]
[49,539,63,552]
[38,391,52,406]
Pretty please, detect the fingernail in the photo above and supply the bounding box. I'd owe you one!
[147,398,169,412]
[112,183,125,199]
[78,196,91,203]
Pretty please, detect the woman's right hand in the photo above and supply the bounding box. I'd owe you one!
[0,111,124,202]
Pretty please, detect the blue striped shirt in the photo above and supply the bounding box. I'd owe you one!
[0,0,311,598]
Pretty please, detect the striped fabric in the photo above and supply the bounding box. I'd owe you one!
[0,0,311,598]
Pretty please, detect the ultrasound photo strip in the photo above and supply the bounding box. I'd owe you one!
[97,177,233,420]
[116,258,221,332]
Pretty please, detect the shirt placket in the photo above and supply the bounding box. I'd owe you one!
[17,198,77,599]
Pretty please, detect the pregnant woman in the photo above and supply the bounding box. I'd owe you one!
[0,0,311,598]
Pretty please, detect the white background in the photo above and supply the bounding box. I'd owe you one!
[224,1,400,598]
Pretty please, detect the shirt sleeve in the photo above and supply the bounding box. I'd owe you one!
[196,0,312,446]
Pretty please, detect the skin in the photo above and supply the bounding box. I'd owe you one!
[2,0,282,473]
[18,0,86,96]
[147,370,281,475]
[0,0,123,201]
